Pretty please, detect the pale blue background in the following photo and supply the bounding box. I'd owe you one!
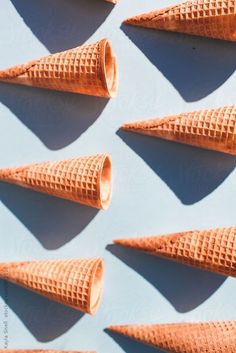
[0,0,236,352]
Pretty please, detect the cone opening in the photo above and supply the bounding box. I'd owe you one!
[99,155,112,210]
[88,259,104,315]
[103,40,118,98]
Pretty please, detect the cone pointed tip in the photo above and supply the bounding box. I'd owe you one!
[107,325,115,330]
[121,122,135,131]
[121,123,129,130]
[107,324,123,333]
[113,238,126,245]
[0,168,11,181]
[123,17,136,25]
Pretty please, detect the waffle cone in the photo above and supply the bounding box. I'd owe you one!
[0,351,96,353]
[108,321,236,352]
[0,258,104,315]
[0,38,118,98]
[0,154,112,210]
[114,226,236,277]
[124,0,236,41]
[122,105,236,155]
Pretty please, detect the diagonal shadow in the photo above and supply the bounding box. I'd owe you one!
[121,24,236,102]
[105,329,161,353]
[0,183,98,250]
[0,280,84,342]
[107,244,227,313]
[11,0,114,52]
[0,84,108,150]
[117,129,236,205]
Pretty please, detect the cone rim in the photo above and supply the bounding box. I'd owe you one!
[87,258,104,315]
[100,39,118,98]
[98,154,112,210]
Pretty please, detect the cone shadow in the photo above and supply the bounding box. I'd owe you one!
[0,183,98,250]
[121,24,236,102]
[11,0,114,52]
[0,281,84,342]
[107,244,226,313]
[105,329,161,353]
[117,129,236,205]
[0,84,108,150]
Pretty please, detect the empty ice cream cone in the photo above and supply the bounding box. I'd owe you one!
[114,226,236,277]
[108,321,236,352]
[0,351,95,353]
[0,38,118,98]
[0,154,112,210]
[122,105,236,155]
[0,258,104,315]
[124,0,236,41]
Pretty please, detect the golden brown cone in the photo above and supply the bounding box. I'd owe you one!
[0,258,104,315]
[0,154,112,210]
[114,227,236,277]
[0,351,96,353]
[0,39,118,98]
[108,321,236,352]
[124,0,236,41]
[122,105,236,155]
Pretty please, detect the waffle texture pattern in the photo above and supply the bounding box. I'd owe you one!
[115,227,236,277]
[125,0,236,41]
[108,321,236,352]
[122,105,236,155]
[0,258,103,314]
[0,39,117,97]
[0,154,112,209]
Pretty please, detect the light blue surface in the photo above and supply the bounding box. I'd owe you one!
[0,0,236,352]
